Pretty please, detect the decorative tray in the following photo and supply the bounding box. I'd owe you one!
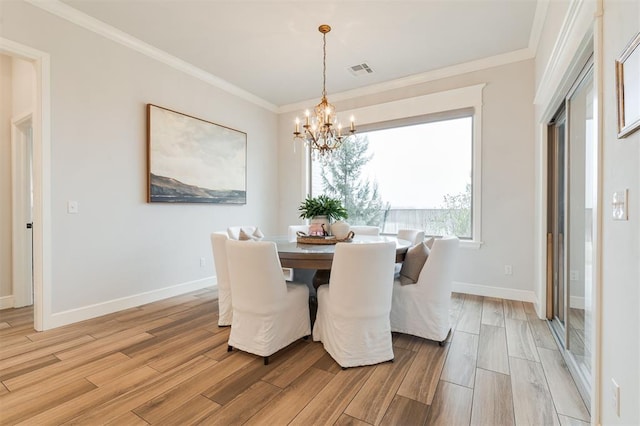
[296,235,353,245]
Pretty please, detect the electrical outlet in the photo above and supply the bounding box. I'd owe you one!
[570,270,579,281]
[67,200,79,214]
[504,265,513,275]
[200,257,206,267]
[611,378,620,416]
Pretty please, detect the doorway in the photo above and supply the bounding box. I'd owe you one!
[12,113,34,307]
[547,59,595,406]
[1,38,50,331]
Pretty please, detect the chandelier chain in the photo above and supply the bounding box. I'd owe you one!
[322,31,327,99]
[292,24,356,157]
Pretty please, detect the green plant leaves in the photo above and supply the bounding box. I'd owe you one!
[298,195,348,221]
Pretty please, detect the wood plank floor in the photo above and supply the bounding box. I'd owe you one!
[0,290,590,425]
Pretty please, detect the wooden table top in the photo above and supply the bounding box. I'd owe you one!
[267,235,412,270]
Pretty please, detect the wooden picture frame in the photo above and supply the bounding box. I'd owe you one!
[616,32,640,138]
[147,104,247,203]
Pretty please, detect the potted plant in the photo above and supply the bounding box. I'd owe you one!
[298,195,348,236]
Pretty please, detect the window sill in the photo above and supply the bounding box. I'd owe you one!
[460,240,483,249]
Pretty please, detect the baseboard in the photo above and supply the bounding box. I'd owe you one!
[47,277,217,329]
[570,295,585,309]
[0,295,15,310]
[452,281,537,303]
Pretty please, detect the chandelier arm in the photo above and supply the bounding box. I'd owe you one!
[292,24,356,156]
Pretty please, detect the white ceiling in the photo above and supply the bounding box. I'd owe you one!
[58,0,541,108]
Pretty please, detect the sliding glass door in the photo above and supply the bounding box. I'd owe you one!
[547,60,595,404]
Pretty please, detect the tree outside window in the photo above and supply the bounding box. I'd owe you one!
[311,115,473,239]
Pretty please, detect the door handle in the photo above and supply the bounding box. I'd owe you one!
[26,223,33,229]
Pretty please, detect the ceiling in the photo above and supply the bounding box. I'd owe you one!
[58,0,541,109]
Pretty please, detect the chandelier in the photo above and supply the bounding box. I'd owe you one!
[293,24,356,157]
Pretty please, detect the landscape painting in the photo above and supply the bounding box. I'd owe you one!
[147,104,246,204]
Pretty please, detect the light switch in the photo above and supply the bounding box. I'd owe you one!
[67,201,79,214]
[612,190,628,221]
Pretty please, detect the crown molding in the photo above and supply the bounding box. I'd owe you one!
[25,0,279,113]
[279,47,533,113]
[533,0,595,107]
[26,0,538,116]
[529,0,550,54]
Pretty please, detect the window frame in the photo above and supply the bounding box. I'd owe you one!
[305,84,485,249]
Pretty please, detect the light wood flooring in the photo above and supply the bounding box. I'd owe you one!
[0,290,591,425]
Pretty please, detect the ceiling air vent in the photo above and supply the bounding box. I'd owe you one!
[348,62,374,77]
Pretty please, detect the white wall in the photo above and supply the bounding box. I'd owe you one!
[599,0,639,423]
[1,1,278,324]
[0,54,12,301]
[12,56,35,117]
[534,0,640,423]
[279,59,537,302]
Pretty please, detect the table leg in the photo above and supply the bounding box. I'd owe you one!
[312,269,331,290]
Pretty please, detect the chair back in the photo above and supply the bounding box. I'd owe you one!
[226,240,287,315]
[350,225,380,236]
[330,241,395,318]
[227,225,257,240]
[288,225,309,242]
[397,228,425,245]
[416,236,459,297]
[211,232,230,287]
[211,231,233,325]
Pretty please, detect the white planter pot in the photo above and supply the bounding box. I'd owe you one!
[309,215,330,236]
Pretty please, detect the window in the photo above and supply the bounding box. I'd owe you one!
[307,84,483,244]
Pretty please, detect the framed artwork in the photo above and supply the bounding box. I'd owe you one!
[147,104,247,204]
[616,31,640,138]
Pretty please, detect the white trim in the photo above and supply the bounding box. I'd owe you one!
[1,37,51,331]
[532,0,600,415]
[27,0,535,115]
[570,296,585,310]
[47,278,217,329]
[452,281,537,304]
[339,84,485,126]
[591,2,603,420]
[460,240,483,250]
[0,296,15,310]
[534,121,549,319]
[528,0,550,55]
[337,84,485,246]
[25,0,278,113]
[534,0,595,109]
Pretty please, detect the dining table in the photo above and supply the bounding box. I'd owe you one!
[266,235,412,289]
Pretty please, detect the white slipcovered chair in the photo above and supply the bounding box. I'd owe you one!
[350,225,380,236]
[397,228,425,245]
[210,232,232,326]
[313,241,396,368]
[390,236,459,344]
[225,239,310,365]
[288,225,309,242]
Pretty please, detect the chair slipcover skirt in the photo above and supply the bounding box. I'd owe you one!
[390,236,459,343]
[390,281,450,342]
[313,241,396,368]
[314,291,394,367]
[226,239,310,360]
[228,283,310,357]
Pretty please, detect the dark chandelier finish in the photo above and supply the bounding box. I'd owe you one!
[293,24,356,157]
